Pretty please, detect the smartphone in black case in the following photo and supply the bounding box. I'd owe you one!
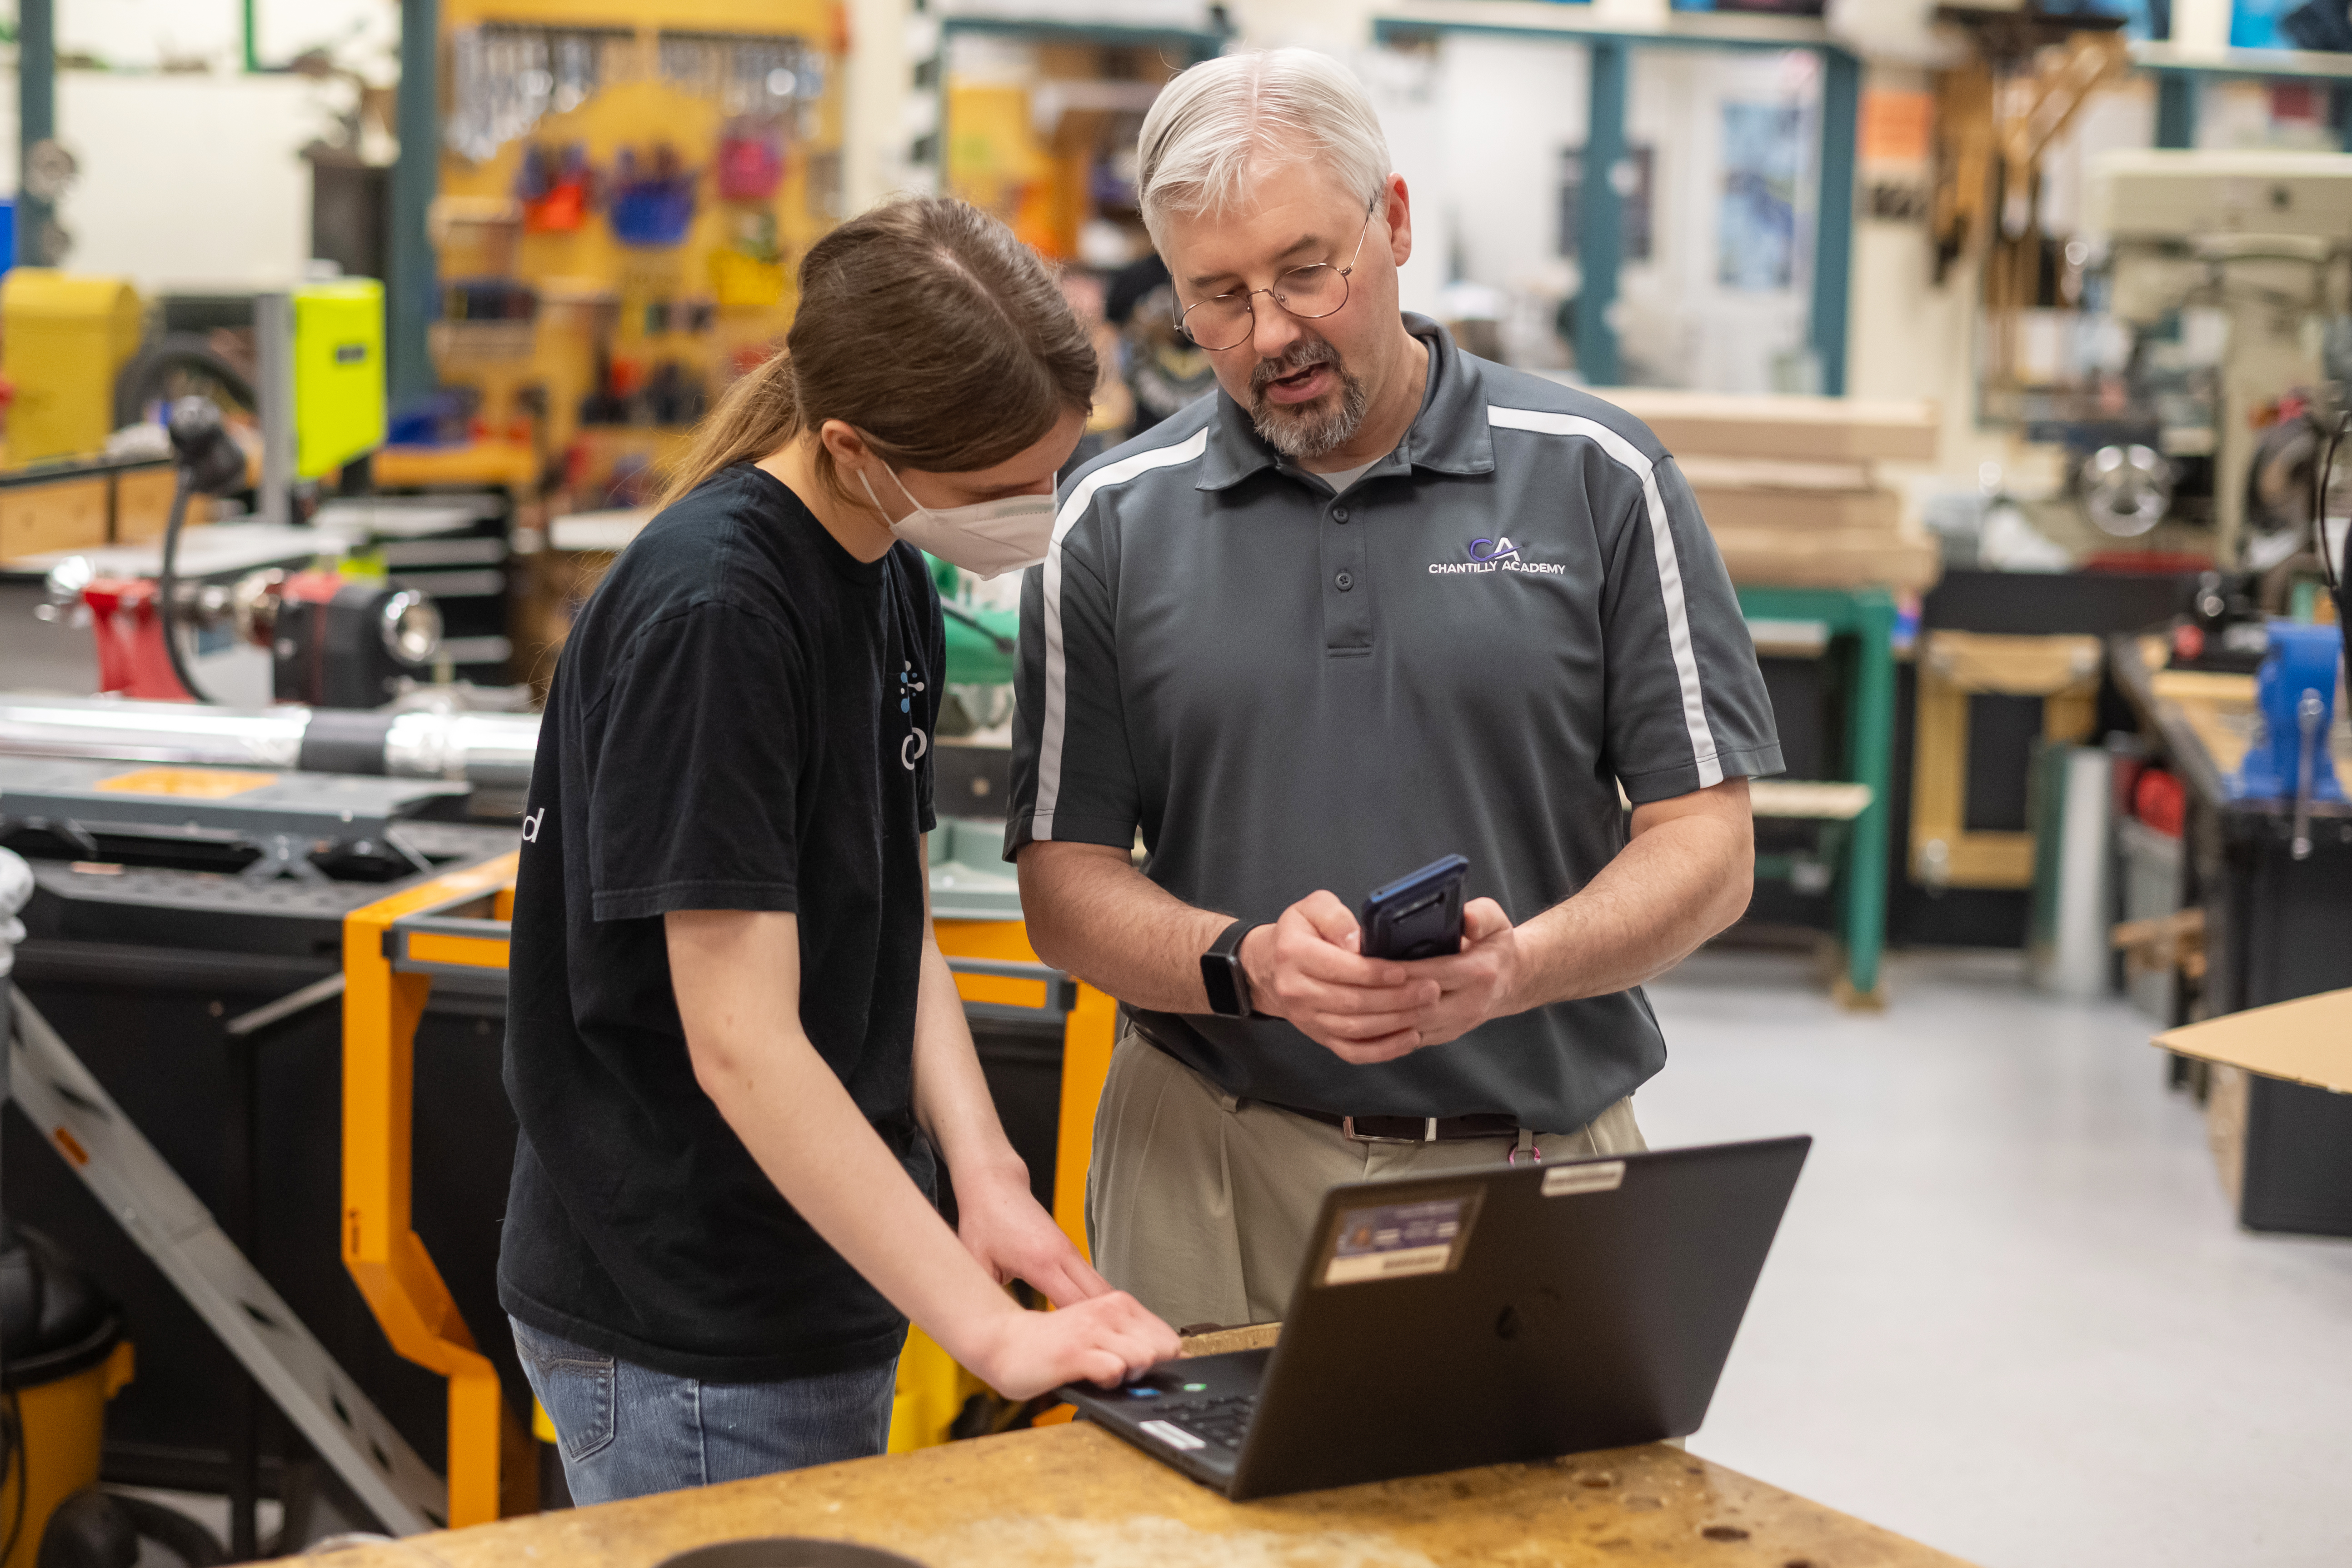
[1358,855,1470,961]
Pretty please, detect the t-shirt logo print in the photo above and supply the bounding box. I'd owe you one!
[898,660,929,769]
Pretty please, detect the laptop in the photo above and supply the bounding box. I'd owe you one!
[1059,1135,1809,1500]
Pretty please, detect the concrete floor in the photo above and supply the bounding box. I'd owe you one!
[1639,949,2352,1568]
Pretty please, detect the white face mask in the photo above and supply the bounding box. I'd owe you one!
[860,464,1057,581]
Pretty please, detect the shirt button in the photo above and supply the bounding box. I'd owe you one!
[1335,571,1354,591]
[1333,507,1350,522]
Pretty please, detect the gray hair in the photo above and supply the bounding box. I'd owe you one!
[1136,49,1391,245]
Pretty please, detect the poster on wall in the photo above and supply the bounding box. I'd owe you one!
[2231,0,2352,50]
[1558,145,1655,262]
[1718,103,1801,290]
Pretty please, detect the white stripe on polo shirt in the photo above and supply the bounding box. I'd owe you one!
[1034,426,1213,839]
[1484,405,1724,789]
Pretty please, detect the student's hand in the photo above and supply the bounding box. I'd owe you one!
[1242,891,1442,1066]
[961,1291,1183,1401]
[954,1162,1114,1309]
[1399,898,1525,1046]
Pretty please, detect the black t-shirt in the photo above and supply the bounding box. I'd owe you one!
[497,462,944,1382]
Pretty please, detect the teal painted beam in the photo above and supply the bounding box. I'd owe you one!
[1577,41,1628,387]
[391,0,440,408]
[1812,47,1858,398]
[2155,72,2197,148]
[17,0,54,267]
[1373,17,1832,53]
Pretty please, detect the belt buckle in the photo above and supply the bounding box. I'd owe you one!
[1341,1116,1438,1145]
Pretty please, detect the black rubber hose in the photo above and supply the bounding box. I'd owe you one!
[111,333,259,431]
[154,470,214,705]
[2313,413,2351,634]
[103,1493,228,1567]
[941,599,1015,655]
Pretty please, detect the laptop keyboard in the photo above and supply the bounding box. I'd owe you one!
[1145,1392,1257,1450]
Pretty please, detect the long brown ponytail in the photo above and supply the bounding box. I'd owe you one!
[659,195,1096,509]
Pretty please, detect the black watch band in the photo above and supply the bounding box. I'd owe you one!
[1199,919,1262,1019]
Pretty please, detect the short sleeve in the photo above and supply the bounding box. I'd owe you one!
[1599,454,1783,804]
[1004,508,1139,859]
[586,603,806,919]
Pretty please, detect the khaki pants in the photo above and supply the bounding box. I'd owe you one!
[1086,1029,1647,1331]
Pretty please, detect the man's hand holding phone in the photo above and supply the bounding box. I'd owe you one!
[1238,893,1439,1064]
[1238,856,1528,1064]
[1397,896,1524,1046]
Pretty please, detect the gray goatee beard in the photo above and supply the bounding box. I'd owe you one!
[1248,340,1371,460]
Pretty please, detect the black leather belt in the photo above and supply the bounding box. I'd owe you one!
[1273,1106,1523,1144]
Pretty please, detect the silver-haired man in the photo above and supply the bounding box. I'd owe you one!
[1006,49,1782,1331]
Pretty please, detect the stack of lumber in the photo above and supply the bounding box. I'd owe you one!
[1607,390,1943,594]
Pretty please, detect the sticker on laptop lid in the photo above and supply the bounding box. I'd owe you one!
[1321,1195,1478,1286]
[1542,1160,1625,1197]
[1138,1419,1204,1451]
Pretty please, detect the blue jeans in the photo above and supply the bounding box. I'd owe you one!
[511,1316,899,1505]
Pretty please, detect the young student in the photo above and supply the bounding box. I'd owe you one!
[499,196,1180,1505]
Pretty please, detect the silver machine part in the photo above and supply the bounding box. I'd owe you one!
[2027,745,2117,1001]
[0,695,310,769]
[2292,689,2323,861]
[256,291,295,529]
[382,708,538,786]
[2081,443,2172,538]
[0,694,538,790]
[379,589,444,666]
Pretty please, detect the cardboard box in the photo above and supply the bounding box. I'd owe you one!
[2154,989,2352,1096]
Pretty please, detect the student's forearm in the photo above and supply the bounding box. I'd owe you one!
[1507,797,1753,1009]
[1017,842,1229,1013]
[694,1013,1025,1364]
[668,909,1174,1392]
[668,914,1022,1367]
[910,933,1027,1188]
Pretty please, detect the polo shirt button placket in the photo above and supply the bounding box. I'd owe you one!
[1335,572,1354,591]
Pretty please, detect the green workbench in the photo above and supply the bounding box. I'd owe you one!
[1738,585,1898,1007]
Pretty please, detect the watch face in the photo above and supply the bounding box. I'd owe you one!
[1201,945,1246,1017]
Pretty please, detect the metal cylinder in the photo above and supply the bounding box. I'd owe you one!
[0,694,538,789]
[2028,744,2117,1000]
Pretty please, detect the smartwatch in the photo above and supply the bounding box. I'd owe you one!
[1199,919,1263,1019]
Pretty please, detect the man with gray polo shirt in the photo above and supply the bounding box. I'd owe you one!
[1008,49,1782,1332]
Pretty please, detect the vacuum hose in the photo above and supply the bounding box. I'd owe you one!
[155,397,256,706]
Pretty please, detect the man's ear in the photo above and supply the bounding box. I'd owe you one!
[1384,175,1414,269]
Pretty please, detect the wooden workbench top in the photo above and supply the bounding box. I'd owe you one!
[302,1421,1973,1568]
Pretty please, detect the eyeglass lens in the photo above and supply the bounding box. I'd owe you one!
[1183,265,1349,350]
[1180,200,1379,351]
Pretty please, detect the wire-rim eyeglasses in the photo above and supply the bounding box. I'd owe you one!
[1174,197,1383,353]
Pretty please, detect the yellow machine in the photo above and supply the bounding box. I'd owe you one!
[0,271,143,465]
[292,280,388,479]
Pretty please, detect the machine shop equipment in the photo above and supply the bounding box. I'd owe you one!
[2087,149,2352,569]
[2,703,523,1546]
